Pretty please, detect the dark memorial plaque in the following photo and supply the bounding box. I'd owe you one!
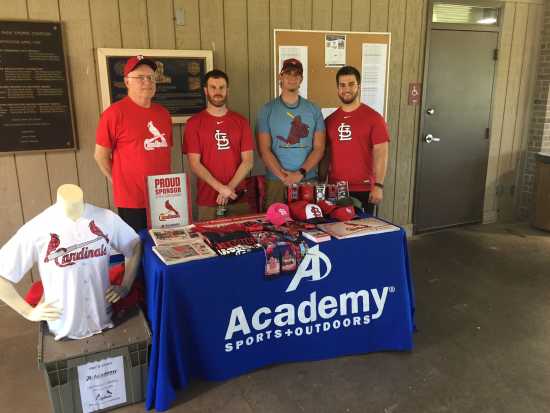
[106,56,207,116]
[0,21,76,153]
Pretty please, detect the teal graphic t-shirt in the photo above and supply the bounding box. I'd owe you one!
[256,96,325,181]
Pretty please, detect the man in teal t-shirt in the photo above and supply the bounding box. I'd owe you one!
[256,58,326,208]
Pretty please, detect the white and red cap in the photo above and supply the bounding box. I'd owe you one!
[266,203,293,227]
[123,55,157,77]
[289,200,324,222]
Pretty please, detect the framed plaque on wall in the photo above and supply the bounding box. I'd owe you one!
[97,48,213,124]
[0,20,77,154]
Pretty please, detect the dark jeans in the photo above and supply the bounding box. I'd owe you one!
[350,191,375,215]
[118,208,148,233]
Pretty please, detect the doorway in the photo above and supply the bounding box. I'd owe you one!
[413,2,500,233]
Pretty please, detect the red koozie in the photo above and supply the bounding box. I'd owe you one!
[299,183,315,202]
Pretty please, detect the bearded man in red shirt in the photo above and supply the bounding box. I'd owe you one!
[324,65,389,215]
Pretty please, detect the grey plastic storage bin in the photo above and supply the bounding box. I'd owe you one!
[37,308,151,413]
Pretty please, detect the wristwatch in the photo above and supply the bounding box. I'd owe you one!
[374,182,384,189]
[298,168,307,177]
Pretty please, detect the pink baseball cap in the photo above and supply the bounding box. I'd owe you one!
[123,55,157,77]
[266,203,293,226]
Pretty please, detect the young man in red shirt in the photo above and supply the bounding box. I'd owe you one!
[95,56,173,232]
[324,65,389,214]
[183,70,254,221]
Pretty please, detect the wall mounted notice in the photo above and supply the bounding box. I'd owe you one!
[325,34,346,67]
[0,20,76,153]
[77,356,127,413]
[277,45,308,98]
[361,43,388,117]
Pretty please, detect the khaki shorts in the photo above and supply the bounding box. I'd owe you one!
[197,201,252,221]
[264,179,286,210]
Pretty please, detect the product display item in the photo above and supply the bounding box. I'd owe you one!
[0,204,139,340]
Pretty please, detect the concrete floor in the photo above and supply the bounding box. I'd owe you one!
[1,222,549,413]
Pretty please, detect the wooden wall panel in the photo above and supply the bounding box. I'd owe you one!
[393,0,423,226]
[91,0,122,212]
[15,0,53,226]
[312,0,332,30]
[483,3,515,220]
[0,0,31,296]
[370,0,389,32]
[292,0,312,30]
[199,0,225,70]
[146,0,183,174]
[174,0,200,50]
[331,0,352,31]
[60,0,110,209]
[248,0,270,176]
[351,0,371,32]
[119,0,149,49]
[174,0,199,207]
[496,3,528,221]
[270,0,292,101]
[379,0,406,221]
[224,0,250,118]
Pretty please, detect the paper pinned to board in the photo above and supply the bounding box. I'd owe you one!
[361,43,388,117]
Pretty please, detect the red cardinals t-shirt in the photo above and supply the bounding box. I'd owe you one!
[183,110,254,206]
[325,104,390,191]
[96,97,173,208]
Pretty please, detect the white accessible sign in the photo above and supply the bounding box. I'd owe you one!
[77,355,127,413]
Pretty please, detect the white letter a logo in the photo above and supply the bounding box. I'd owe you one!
[286,245,332,293]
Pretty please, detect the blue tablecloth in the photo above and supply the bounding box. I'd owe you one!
[142,229,415,412]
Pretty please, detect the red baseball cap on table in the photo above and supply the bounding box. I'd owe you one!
[280,58,303,75]
[317,199,337,215]
[266,203,293,227]
[330,206,356,222]
[124,55,157,77]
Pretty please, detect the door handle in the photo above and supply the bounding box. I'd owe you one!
[424,134,441,143]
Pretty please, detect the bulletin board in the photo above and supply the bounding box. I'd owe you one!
[274,29,391,118]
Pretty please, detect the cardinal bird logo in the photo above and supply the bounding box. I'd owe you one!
[159,200,180,221]
[44,234,61,263]
[89,220,109,243]
[144,121,168,151]
[276,114,309,146]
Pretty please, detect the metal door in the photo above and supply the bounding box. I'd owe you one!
[414,29,498,232]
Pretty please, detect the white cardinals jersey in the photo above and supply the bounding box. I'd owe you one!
[0,204,139,340]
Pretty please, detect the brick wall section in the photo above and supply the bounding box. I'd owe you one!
[519,3,550,219]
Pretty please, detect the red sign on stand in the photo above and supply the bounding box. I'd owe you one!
[408,83,421,105]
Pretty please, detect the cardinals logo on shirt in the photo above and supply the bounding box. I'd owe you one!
[144,121,168,151]
[44,221,109,268]
[215,129,230,150]
[337,122,352,141]
[276,113,309,147]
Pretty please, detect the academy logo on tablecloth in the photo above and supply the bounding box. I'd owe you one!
[286,245,332,292]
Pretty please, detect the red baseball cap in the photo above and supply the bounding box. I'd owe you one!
[266,203,293,227]
[330,206,356,222]
[317,199,337,215]
[289,200,325,223]
[280,58,303,75]
[123,55,157,77]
